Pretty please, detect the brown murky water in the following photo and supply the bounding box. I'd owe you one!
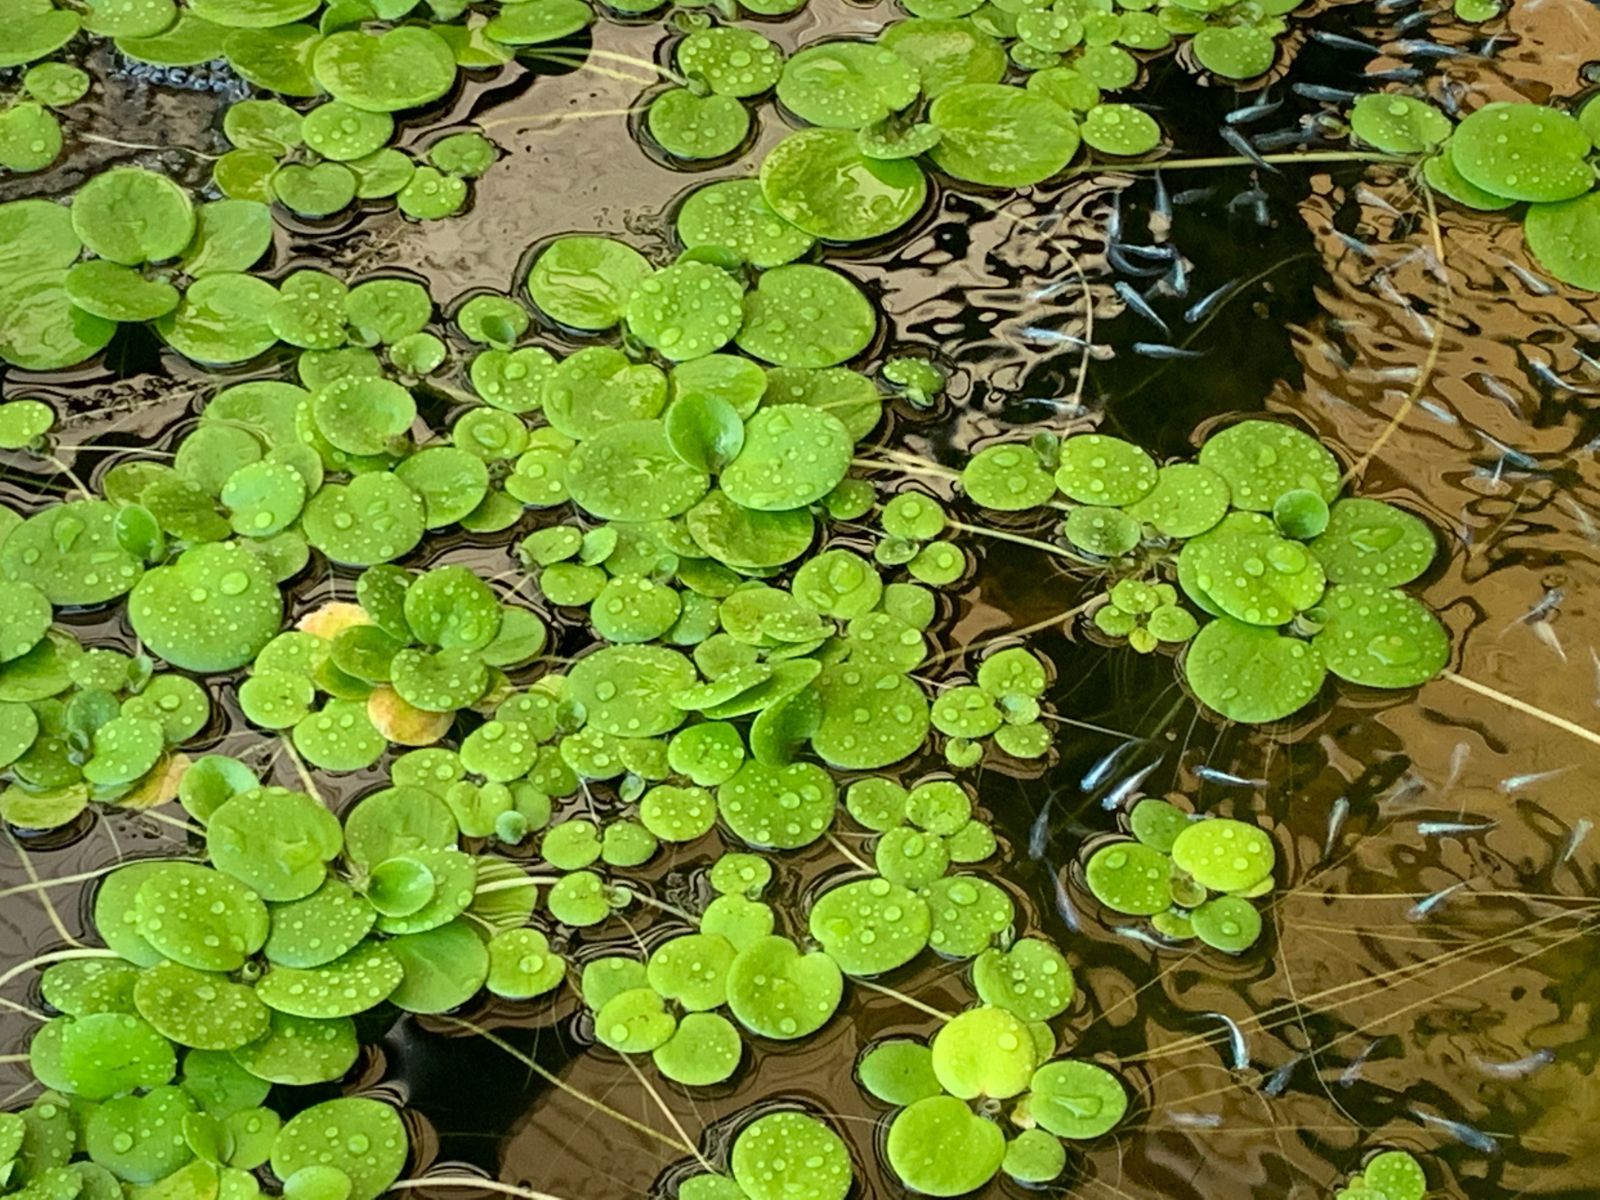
[2,1,1599,1197]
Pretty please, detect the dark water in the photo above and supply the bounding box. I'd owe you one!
[3,2,1600,1198]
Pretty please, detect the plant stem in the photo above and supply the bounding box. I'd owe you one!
[621,889,699,924]
[389,1180,572,1200]
[1440,671,1600,749]
[4,831,84,949]
[825,833,873,873]
[947,519,1088,564]
[1074,150,1407,176]
[442,1020,699,1157]
[922,597,1097,666]
[1341,184,1449,485]
[0,948,120,993]
[853,978,954,1022]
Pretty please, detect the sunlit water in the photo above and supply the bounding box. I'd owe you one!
[2,1,1598,1197]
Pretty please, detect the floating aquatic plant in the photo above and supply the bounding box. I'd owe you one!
[1352,93,1600,291]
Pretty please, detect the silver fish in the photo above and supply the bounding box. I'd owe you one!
[1166,1111,1222,1128]
[1134,342,1204,360]
[1312,30,1379,52]
[1418,819,1496,837]
[1324,796,1349,859]
[1184,279,1237,325]
[1206,1011,1249,1070]
[1409,1108,1499,1153]
[1339,1038,1384,1087]
[1503,258,1556,296]
[1408,880,1466,919]
[1262,1057,1299,1097]
[1195,765,1266,787]
[1225,97,1283,126]
[1291,83,1359,103]
[1114,280,1171,335]
[1473,1049,1553,1079]
[1221,126,1276,171]
[1518,587,1565,625]
[1397,38,1476,58]
[1052,870,1081,933]
[1498,766,1572,793]
[1558,817,1592,866]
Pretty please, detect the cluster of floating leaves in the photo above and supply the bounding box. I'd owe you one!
[1332,1149,1428,1200]
[1351,92,1600,291]
[0,61,89,174]
[1085,799,1274,950]
[965,420,1450,723]
[0,0,1491,1196]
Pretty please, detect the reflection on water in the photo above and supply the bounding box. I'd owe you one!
[1,0,1598,1197]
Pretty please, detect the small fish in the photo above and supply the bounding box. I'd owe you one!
[1530,359,1593,392]
[1410,1108,1499,1154]
[1162,255,1189,300]
[1114,280,1171,335]
[1375,0,1418,11]
[1444,741,1470,791]
[1478,373,1523,414]
[1195,765,1266,788]
[1502,259,1556,295]
[1291,82,1359,103]
[1339,1038,1384,1087]
[1434,79,1469,117]
[1325,797,1350,859]
[1561,497,1600,543]
[1478,33,1504,56]
[1380,774,1424,809]
[1206,1011,1249,1070]
[1480,434,1539,470]
[1133,342,1204,360]
[1251,122,1316,150]
[1532,621,1567,662]
[1108,243,1170,278]
[1112,923,1165,949]
[1334,231,1377,259]
[1474,1049,1553,1079]
[1105,761,1162,812]
[1367,65,1425,82]
[1418,399,1458,425]
[1311,30,1379,52]
[1397,11,1435,32]
[1558,817,1591,866]
[1083,741,1139,792]
[1166,1111,1222,1128]
[1228,185,1269,214]
[1225,96,1283,126]
[1020,326,1090,346]
[1497,766,1572,793]
[1151,170,1172,229]
[1320,342,1352,372]
[1052,869,1081,932]
[1106,190,1123,244]
[1029,797,1054,860]
[1516,592,1568,630]
[1028,278,1076,302]
[1408,880,1466,920]
[1418,818,1496,837]
[1263,1057,1299,1097]
[1399,36,1473,56]
[1119,242,1176,262]
[1172,186,1216,205]
[1184,280,1236,325]
[1221,126,1277,172]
